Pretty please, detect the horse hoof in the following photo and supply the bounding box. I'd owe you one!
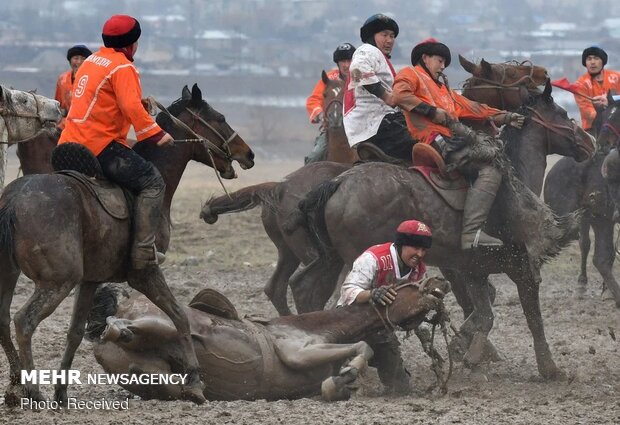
[4,384,27,407]
[541,367,567,381]
[463,333,501,366]
[321,376,351,402]
[54,387,68,405]
[577,276,587,286]
[182,386,206,405]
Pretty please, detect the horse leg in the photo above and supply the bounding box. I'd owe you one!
[577,218,591,287]
[440,267,473,319]
[54,283,97,404]
[127,266,206,404]
[13,280,77,401]
[591,218,620,307]
[505,260,564,380]
[0,258,22,407]
[275,339,373,401]
[290,256,344,313]
[264,250,299,316]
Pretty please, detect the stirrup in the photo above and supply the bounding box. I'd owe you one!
[356,142,408,166]
[461,229,503,250]
[132,245,166,269]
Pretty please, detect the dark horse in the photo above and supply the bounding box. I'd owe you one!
[200,71,356,315]
[201,63,592,315]
[0,84,255,406]
[544,92,620,307]
[287,84,593,380]
[87,277,450,401]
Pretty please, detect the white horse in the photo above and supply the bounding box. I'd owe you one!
[0,85,61,188]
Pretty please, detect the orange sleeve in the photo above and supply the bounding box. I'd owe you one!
[54,75,63,104]
[453,91,501,120]
[306,78,326,122]
[110,65,162,142]
[393,71,424,112]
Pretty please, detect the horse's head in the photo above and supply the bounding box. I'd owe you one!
[513,80,595,162]
[460,55,549,111]
[384,276,451,331]
[157,84,255,179]
[321,71,345,129]
[595,93,620,154]
[0,85,61,143]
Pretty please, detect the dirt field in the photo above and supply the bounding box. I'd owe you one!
[0,155,619,425]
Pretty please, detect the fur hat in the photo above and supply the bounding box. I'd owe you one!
[66,45,92,62]
[360,14,399,44]
[102,15,141,48]
[333,43,356,63]
[411,38,452,67]
[394,220,432,249]
[582,46,608,67]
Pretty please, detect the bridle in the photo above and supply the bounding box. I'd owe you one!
[462,61,543,111]
[600,106,620,151]
[0,90,58,144]
[151,97,235,163]
[324,98,343,129]
[525,105,580,154]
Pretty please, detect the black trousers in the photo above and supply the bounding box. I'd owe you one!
[365,112,415,162]
[97,141,164,197]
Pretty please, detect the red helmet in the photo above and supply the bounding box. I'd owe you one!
[394,220,432,248]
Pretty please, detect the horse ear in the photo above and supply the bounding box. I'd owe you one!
[459,54,477,74]
[321,70,329,84]
[480,59,493,78]
[181,85,191,100]
[542,78,552,100]
[191,83,203,106]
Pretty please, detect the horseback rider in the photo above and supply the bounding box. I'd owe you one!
[337,219,432,395]
[54,44,92,129]
[574,46,620,133]
[343,14,416,160]
[305,42,356,164]
[392,38,525,249]
[58,14,174,269]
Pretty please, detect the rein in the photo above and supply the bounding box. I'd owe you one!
[150,97,233,198]
[370,278,453,393]
[324,98,343,129]
[525,105,578,153]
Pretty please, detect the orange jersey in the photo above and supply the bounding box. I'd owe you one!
[393,65,501,143]
[306,68,342,122]
[59,47,162,156]
[54,70,74,129]
[574,69,620,130]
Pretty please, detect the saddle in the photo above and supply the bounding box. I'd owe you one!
[189,287,241,321]
[411,143,469,211]
[51,143,130,220]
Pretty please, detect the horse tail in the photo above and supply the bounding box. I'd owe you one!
[200,182,279,224]
[85,284,126,341]
[293,178,343,258]
[540,209,584,262]
[0,202,18,263]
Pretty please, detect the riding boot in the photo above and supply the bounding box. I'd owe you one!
[367,332,411,395]
[132,189,166,269]
[461,166,504,249]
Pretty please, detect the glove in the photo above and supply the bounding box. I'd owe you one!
[311,112,324,124]
[431,108,450,126]
[370,286,397,306]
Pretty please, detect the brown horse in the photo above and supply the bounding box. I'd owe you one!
[287,86,591,380]
[86,276,450,401]
[320,71,358,163]
[0,84,255,406]
[459,55,549,112]
[544,92,620,307]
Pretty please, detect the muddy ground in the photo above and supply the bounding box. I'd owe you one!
[0,156,619,425]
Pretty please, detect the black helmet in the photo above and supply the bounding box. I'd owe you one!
[333,43,356,63]
[582,45,608,66]
[360,14,399,44]
[411,38,451,67]
[66,45,92,62]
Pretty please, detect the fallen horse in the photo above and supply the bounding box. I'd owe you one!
[86,277,451,401]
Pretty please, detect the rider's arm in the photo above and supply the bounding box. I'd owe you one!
[111,64,163,142]
[337,252,378,306]
[306,78,326,123]
[452,90,501,120]
[392,75,429,113]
